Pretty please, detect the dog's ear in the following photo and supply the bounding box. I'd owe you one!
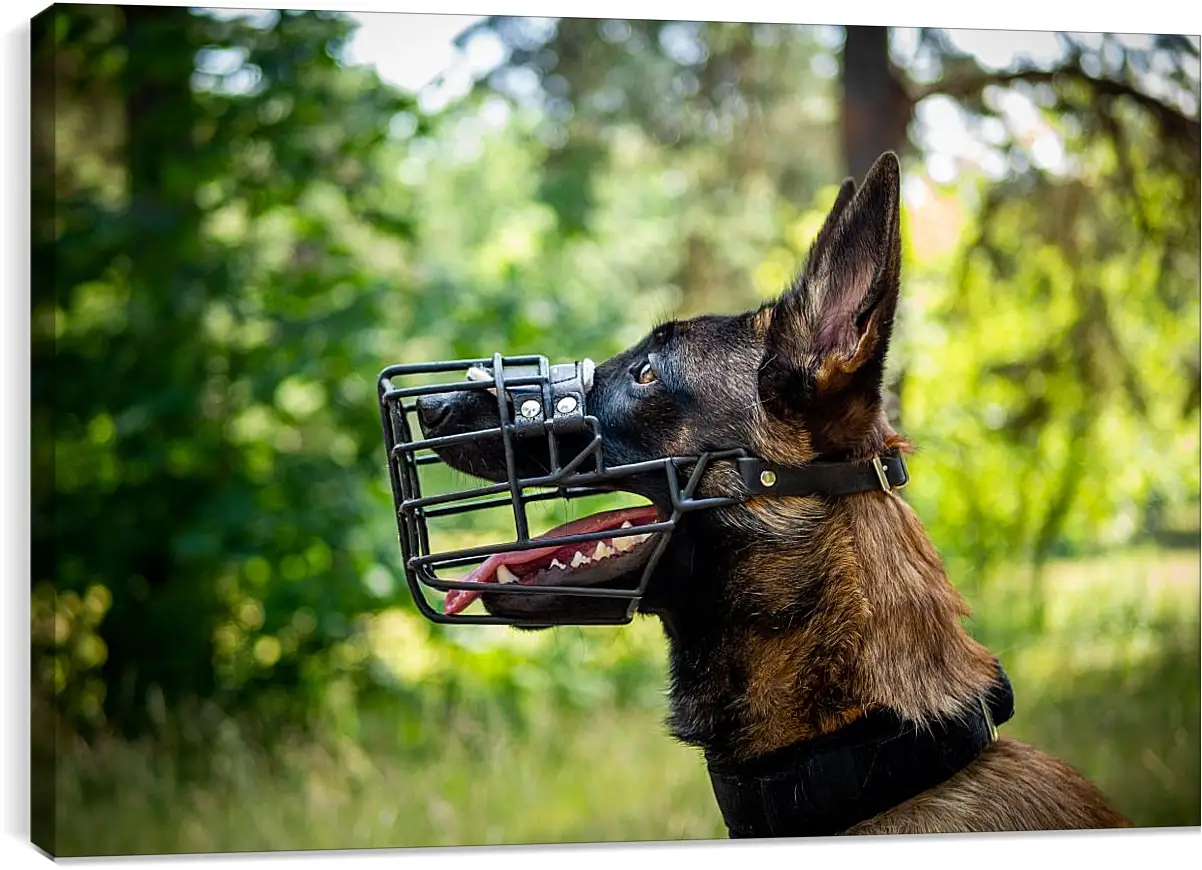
[758,152,902,427]
[804,176,858,270]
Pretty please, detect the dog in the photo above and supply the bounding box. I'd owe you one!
[414,151,1131,836]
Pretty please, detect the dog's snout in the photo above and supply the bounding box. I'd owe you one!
[416,394,455,436]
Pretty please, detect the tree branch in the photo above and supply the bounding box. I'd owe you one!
[913,64,1201,151]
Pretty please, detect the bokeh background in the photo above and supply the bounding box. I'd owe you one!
[32,5,1201,856]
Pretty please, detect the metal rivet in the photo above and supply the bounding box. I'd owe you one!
[760,470,777,487]
[519,399,541,419]
[556,395,578,415]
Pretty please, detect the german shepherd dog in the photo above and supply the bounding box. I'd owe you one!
[416,152,1131,835]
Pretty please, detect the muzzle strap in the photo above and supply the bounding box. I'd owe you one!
[468,358,595,437]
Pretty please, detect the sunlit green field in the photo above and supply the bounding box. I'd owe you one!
[53,549,1199,856]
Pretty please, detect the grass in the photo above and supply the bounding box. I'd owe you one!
[48,548,1199,856]
[970,549,1200,829]
[53,703,727,854]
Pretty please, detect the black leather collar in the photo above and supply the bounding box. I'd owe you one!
[706,661,1015,838]
[738,448,910,498]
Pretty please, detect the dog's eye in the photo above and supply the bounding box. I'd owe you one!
[634,361,657,386]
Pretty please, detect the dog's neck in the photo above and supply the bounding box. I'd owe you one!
[654,467,998,766]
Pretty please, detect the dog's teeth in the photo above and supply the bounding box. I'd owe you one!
[593,541,614,560]
[620,521,633,529]
[613,534,636,553]
[570,550,591,568]
[496,564,519,585]
[550,558,567,571]
[632,534,651,545]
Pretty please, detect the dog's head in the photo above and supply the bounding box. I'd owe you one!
[416,152,904,626]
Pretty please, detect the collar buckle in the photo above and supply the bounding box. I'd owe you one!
[871,455,891,492]
[872,452,909,494]
[872,455,894,493]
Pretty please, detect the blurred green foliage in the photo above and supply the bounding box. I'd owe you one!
[32,6,1201,850]
[34,5,425,729]
[45,552,1200,854]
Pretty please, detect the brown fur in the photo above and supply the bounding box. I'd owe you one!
[688,155,1130,831]
[712,417,1132,830]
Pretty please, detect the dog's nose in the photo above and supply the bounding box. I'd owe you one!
[416,394,454,436]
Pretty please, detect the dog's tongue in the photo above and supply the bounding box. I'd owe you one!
[442,505,659,615]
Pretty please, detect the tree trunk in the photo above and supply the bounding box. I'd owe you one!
[840,26,914,433]
[840,27,913,180]
[105,5,217,727]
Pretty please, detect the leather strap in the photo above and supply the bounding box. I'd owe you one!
[737,448,909,497]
